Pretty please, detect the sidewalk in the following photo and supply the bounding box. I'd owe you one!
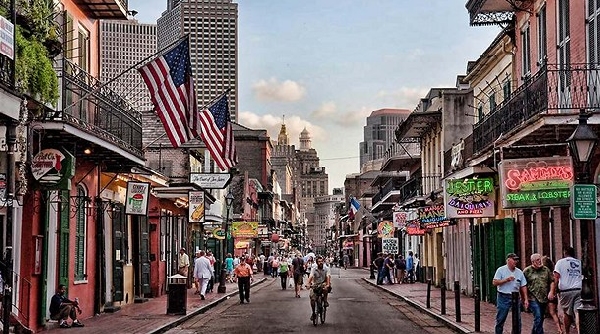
[363,275,558,333]
[43,278,266,334]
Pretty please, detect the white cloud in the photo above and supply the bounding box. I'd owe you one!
[252,78,306,102]
[377,86,428,109]
[311,101,337,119]
[238,111,326,144]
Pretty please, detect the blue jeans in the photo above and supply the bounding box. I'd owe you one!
[528,299,546,334]
[376,268,383,285]
[495,292,521,334]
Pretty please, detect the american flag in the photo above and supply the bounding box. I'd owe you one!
[138,38,198,148]
[199,95,238,170]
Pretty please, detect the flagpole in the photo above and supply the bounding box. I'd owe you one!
[198,88,231,111]
[62,34,191,113]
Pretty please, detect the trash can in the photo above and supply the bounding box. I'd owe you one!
[167,274,187,315]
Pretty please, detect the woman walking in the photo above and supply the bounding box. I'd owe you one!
[278,256,290,289]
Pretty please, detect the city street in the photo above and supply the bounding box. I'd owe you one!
[163,268,457,334]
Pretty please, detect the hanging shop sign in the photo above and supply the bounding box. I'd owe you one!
[125,181,150,215]
[31,148,75,190]
[405,221,426,235]
[418,204,451,229]
[444,176,495,218]
[377,220,395,238]
[231,221,258,238]
[212,227,226,240]
[190,173,232,189]
[499,156,573,209]
[343,240,354,250]
[382,237,399,254]
[392,211,407,228]
[188,190,205,223]
[0,173,5,206]
[0,15,14,60]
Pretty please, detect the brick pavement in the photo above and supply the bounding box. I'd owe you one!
[42,278,267,334]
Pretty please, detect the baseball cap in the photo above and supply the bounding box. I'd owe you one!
[506,253,519,260]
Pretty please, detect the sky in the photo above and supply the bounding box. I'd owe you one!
[129,0,501,193]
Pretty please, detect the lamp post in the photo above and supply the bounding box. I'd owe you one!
[566,109,599,332]
[217,192,235,294]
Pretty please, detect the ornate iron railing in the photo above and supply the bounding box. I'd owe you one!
[473,63,600,153]
[38,58,143,158]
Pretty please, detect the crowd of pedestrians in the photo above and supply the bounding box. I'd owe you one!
[372,251,419,285]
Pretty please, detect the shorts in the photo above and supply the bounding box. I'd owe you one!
[293,273,303,285]
[558,290,582,317]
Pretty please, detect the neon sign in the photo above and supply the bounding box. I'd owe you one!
[499,157,573,209]
[444,177,495,218]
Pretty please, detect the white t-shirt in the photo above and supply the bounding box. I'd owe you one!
[493,265,527,294]
[554,256,583,291]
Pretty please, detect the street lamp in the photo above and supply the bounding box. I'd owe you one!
[566,109,599,332]
[217,192,235,294]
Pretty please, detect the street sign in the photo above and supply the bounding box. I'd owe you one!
[571,184,598,220]
[382,237,399,254]
[190,173,232,189]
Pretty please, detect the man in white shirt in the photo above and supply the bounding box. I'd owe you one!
[548,246,582,334]
[193,250,213,300]
[492,253,528,334]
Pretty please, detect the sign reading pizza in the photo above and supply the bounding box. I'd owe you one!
[444,176,495,218]
[499,156,573,209]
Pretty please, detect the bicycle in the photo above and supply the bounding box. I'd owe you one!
[310,283,327,326]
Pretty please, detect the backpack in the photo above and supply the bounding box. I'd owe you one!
[272,259,279,268]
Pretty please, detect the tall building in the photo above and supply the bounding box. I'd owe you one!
[157,0,239,121]
[99,19,157,112]
[359,108,412,171]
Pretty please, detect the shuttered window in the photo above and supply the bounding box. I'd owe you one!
[537,5,547,66]
[558,0,572,91]
[74,186,88,281]
[521,25,532,76]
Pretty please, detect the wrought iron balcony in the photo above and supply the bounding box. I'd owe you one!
[473,63,600,154]
[37,58,142,158]
[73,0,128,19]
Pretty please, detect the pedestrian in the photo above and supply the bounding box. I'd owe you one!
[383,254,395,284]
[267,253,275,277]
[342,253,349,270]
[233,256,254,304]
[271,255,280,278]
[548,246,582,334]
[206,251,216,293]
[394,254,406,284]
[542,255,564,334]
[193,250,212,300]
[178,248,190,277]
[372,252,385,285]
[292,253,305,298]
[278,256,290,289]
[225,253,234,283]
[257,253,265,273]
[523,253,553,334]
[492,253,528,334]
[406,251,415,283]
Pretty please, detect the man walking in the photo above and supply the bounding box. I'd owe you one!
[524,253,553,334]
[406,251,415,283]
[193,250,212,300]
[373,252,385,285]
[178,248,190,277]
[548,246,582,334]
[233,256,254,304]
[292,253,305,298]
[492,253,528,334]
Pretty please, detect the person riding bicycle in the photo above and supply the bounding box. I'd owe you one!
[305,255,331,321]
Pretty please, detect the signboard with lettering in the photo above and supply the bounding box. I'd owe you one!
[499,157,573,209]
[444,176,495,218]
[571,184,598,220]
[418,204,451,228]
[125,181,150,215]
[190,173,232,189]
[31,148,75,190]
[382,237,399,254]
[0,15,14,59]
[392,211,407,228]
[231,221,259,238]
[377,220,395,238]
[188,190,205,223]
[212,227,226,240]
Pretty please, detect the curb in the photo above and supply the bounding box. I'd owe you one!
[362,278,471,334]
[149,278,267,334]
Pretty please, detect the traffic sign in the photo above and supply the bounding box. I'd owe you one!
[571,184,598,220]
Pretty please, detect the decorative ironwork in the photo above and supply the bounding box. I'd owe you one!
[36,58,143,158]
[473,63,600,153]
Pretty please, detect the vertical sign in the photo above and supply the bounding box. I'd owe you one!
[188,190,205,223]
[125,181,150,215]
[571,184,598,220]
[0,15,14,59]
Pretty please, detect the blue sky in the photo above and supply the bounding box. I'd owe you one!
[129,0,500,192]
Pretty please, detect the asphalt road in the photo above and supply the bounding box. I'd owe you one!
[164,267,457,334]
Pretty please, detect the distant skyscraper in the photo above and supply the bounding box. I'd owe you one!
[157,0,239,121]
[99,19,157,112]
[359,108,412,171]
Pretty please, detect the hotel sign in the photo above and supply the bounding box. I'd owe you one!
[499,156,573,209]
[444,177,495,218]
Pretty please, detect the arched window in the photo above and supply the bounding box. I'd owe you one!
[75,185,88,281]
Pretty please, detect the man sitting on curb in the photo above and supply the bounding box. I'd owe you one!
[49,284,84,328]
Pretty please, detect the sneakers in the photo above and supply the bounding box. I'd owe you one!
[72,321,85,327]
[59,321,71,328]
[324,301,329,308]
[200,294,205,300]
[245,299,250,303]
[310,314,315,321]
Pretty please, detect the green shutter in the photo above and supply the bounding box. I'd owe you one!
[75,187,86,281]
[59,190,70,287]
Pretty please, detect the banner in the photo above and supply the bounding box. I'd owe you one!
[444,177,495,218]
[231,221,258,238]
[382,237,399,254]
[188,190,205,223]
[125,181,150,215]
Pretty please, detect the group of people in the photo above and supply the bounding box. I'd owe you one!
[493,247,582,334]
[373,251,418,285]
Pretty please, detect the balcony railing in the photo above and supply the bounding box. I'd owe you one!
[473,63,600,153]
[38,58,142,158]
[372,178,405,206]
[398,176,423,203]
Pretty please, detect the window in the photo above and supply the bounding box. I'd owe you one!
[558,0,572,103]
[74,185,88,281]
[587,0,600,63]
[521,25,532,76]
[502,80,511,101]
[537,5,547,66]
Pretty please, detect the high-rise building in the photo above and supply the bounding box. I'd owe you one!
[99,19,157,112]
[359,108,412,171]
[157,0,239,121]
